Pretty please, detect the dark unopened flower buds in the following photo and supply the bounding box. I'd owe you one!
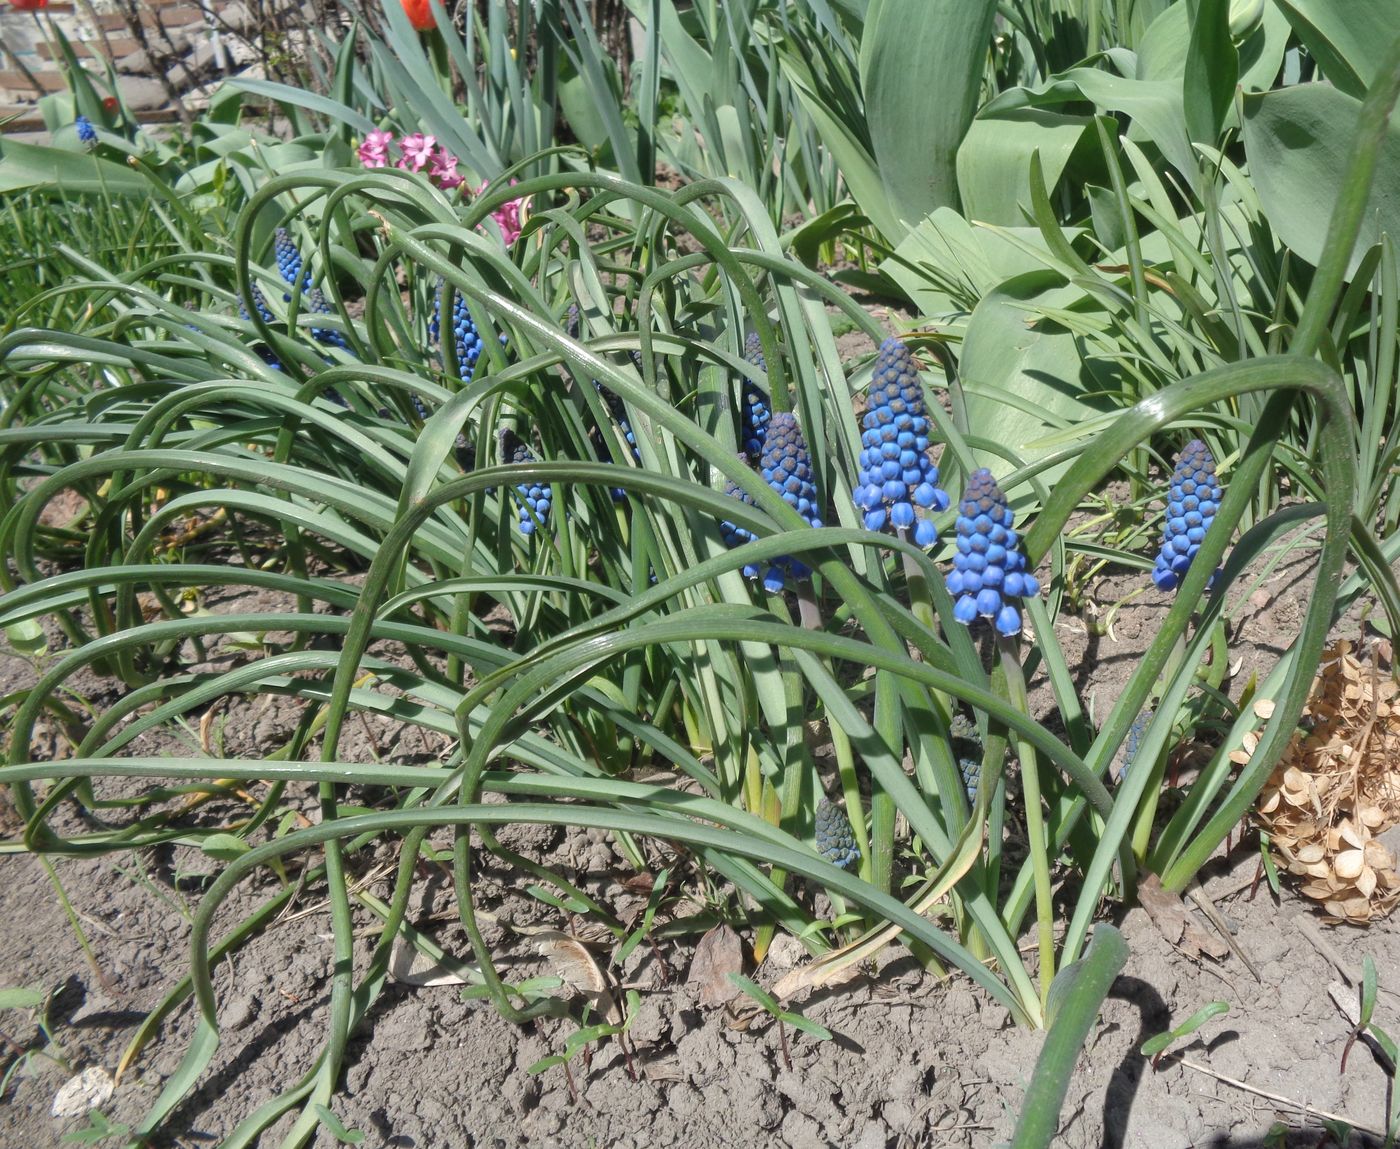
[741,332,772,458]
[757,412,823,593]
[815,797,859,870]
[719,477,761,580]
[1153,439,1222,592]
[855,338,949,546]
[945,469,1038,637]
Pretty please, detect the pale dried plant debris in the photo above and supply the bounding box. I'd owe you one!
[1255,639,1400,924]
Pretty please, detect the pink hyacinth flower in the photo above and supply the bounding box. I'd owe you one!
[398,132,437,173]
[475,179,525,246]
[358,129,394,169]
[428,146,464,191]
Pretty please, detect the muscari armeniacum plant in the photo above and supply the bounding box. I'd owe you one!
[752,411,824,594]
[742,331,772,458]
[855,337,949,546]
[1152,439,1223,592]
[814,797,860,870]
[946,468,1040,638]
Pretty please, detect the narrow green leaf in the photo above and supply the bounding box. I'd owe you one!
[1140,1001,1230,1057]
[0,986,48,1010]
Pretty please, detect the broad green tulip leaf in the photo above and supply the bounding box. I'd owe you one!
[557,54,619,157]
[1183,0,1237,146]
[1242,82,1400,280]
[959,270,1118,481]
[984,69,1197,192]
[885,208,1081,318]
[1273,0,1400,100]
[958,109,1092,226]
[860,0,998,232]
[1137,1,1289,93]
[0,138,149,196]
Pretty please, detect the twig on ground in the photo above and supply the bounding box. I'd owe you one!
[1176,1056,1384,1137]
[1298,915,1400,1004]
[1186,887,1262,983]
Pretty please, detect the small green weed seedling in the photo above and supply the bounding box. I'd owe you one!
[1341,955,1400,1146]
[526,990,642,1104]
[728,973,833,1071]
[60,1110,130,1145]
[1141,1001,1231,1069]
[0,983,69,1096]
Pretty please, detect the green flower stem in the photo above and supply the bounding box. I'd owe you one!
[998,633,1054,1010]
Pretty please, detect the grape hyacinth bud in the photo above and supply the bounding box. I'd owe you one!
[1120,708,1152,780]
[507,441,552,536]
[430,284,486,384]
[300,287,349,352]
[960,757,981,801]
[815,797,859,870]
[945,469,1039,637]
[741,332,771,458]
[269,230,348,351]
[756,412,824,593]
[951,712,982,800]
[238,282,281,370]
[239,281,276,325]
[1152,439,1223,592]
[855,338,949,546]
[75,115,96,145]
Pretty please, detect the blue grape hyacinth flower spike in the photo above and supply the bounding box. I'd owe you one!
[507,439,552,536]
[269,229,348,351]
[239,282,281,370]
[430,282,487,384]
[718,474,761,580]
[854,338,949,547]
[756,412,824,593]
[741,331,772,458]
[273,227,313,295]
[1152,439,1223,592]
[945,469,1039,637]
[75,115,96,145]
[815,797,860,870]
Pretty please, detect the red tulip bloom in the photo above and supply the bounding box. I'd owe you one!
[11,0,51,10]
[398,0,437,31]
